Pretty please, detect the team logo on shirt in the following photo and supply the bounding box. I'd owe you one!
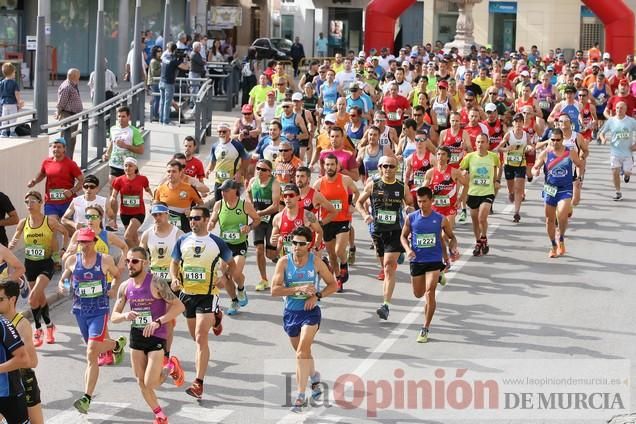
[179,191,187,199]
[157,247,165,258]
[295,219,303,226]
[84,272,94,279]
[235,209,243,215]
[194,245,204,258]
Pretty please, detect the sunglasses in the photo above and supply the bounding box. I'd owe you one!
[24,199,40,204]
[578,94,587,97]
[125,258,144,265]
[413,113,423,117]
[465,98,474,101]
[550,138,563,141]
[282,105,291,108]
[291,240,310,247]
[283,193,297,199]
[242,112,252,115]
[218,130,228,134]
[188,216,204,221]
[83,184,97,189]
[85,214,100,220]
[380,164,396,169]
[256,167,271,172]
[279,148,291,152]
[415,138,427,143]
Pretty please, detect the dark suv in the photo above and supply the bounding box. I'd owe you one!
[250,38,292,60]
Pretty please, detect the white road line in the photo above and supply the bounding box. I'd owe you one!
[177,406,234,422]
[276,204,514,423]
[46,401,131,424]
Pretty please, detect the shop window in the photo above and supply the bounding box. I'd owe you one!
[281,15,294,41]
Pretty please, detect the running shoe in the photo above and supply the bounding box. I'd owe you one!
[376,304,389,320]
[416,327,429,343]
[73,395,91,414]
[212,307,223,336]
[397,252,405,265]
[310,372,322,401]
[549,247,558,258]
[185,381,203,399]
[481,239,490,255]
[290,394,307,413]
[45,324,56,344]
[339,264,349,283]
[458,209,467,223]
[336,279,344,293]
[237,289,248,307]
[33,328,43,348]
[19,277,30,299]
[613,192,623,201]
[625,175,631,183]
[557,241,566,256]
[513,213,521,223]
[169,356,185,387]
[254,280,270,291]
[153,417,169,424]
[102,350,114,366]
[226,300,240,316]
[377,269,385,280]
[472,243,482,257]
[347,246,356,265]
[113,336,127,365]
[438,272,447,286]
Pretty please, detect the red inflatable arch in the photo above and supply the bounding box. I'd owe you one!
[364,0,634,60]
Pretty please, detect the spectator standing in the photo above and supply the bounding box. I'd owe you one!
[189,42,206,107]
[0,62,24,137]
[55,68,83,157]
[241,47,258,106]
[88,58,118,100]
[147,45,163,122]
[0,192,18,247]
[159,42,190,125]
[290,37,306,78]
[315,32,328,58]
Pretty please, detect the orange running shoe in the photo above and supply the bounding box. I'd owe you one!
[549,247,558,258]
[185,381,203,399]
[33,328,43,348]
[169,356,185,387]
[45,324,56,344]
[557,241,566,256]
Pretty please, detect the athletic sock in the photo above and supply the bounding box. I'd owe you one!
[31,308,42,329]
[195,378,203,385]
[382,300,390,307]
[41,303,51,325]
[550,239,557,247]
[310,373,320,384]
[164,350,170,359]
[153,406,167,419]
[559,235,565,242]
[237,286,244,292]
[231,297,238,303]
[84,394,92,402]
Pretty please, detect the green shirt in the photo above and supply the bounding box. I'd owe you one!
[108,125,144,170]
[218,199,248,245]
[460,151,500,196]
[250,177,275,224]
[249,85,275,110]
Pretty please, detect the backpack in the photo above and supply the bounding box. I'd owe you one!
[242,61,253,78]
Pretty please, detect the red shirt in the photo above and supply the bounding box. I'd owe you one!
[112,174,149,216]
[382,95,411,127]
[184,157,205,181]
[40,157,82,204]
[606,94,636,117]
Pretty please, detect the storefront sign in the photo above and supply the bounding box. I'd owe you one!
[209,6,242,29]
[26,35,37,50]
[489,2,517,14]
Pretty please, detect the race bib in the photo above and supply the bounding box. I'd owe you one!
[324,100,335,110]
[222,230,241,242]
[331,200,343,211]
[413,172,426,187]
[437,115,448,126]
[367,169,379,180]
[387,112,400,121]
[376,210,397,224]
[184,266,207,283]
[449,153,461,164]
[543,183,558,197]
[25,245,45,260]
[507,152,523,166]
[539,100,550,110]
[433,196,450,207]
[415,233,437,248]
[122,195,140,208]
[168,214,182,228]
[78,280,104,298]
[49,189,66,201]
[132,310,152,329]
[473,177,490,186]
[150,266,169,281]
[216,170,230,180]
[288,280,315,300]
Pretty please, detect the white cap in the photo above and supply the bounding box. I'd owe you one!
[124,157,137,166]
[217,122,231,130]
[574,73,583,80]
[324,113,337,124]
[291,92,303,101]
[484,103,497,112]
[603,52,611,59]
[358,50,366,57]
[520,70,530,77]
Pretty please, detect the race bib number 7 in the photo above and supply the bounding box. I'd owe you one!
[78,280,104,298]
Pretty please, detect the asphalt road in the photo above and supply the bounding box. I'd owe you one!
[31,142,636,424]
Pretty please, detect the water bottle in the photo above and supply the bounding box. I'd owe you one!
[63,278,71,295]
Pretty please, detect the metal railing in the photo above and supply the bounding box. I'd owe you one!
[41,82,146,170]
[193,79,214,146]
[0,109,38,136]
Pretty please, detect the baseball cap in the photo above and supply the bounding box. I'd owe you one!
[512,113,524,121]
[358,50,366,58]
[574,74,583,80]
[437,80,448,89]
[410,51,418,58]
[291,92,303,101]
[349,81,360,90]
[77,227,96,242]
[124,157,137,166]
[84,174,99,186]
[546,65,555,72]
[49,137,66,146]
[371,56,379,61]
[241,104,253,113]
[282,183,300,195]
[592,63,600,68]
[603,52,611,60]
[150,203,169,214]
[520,70,530,77]
[324,113,337,124]
[617,64,625,70]
[484,103,497,113]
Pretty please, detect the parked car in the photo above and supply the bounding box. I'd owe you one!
[250,38,292,61]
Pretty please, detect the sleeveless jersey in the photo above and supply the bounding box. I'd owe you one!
[23,216,54,261]
[238,118,259,152]
[484,119,504,151]
[284,252,319,311]
[562,130,579,153]
[370,178,404,232]
[442,128,466,167]
[515,97,534,112]
[319,174,349,222]
[430,167,458,214]
[409,150,433,190]
[250,177,275,224]
[591,83,608,116]
[261,103,277,130]
[218,199,249,245]
[464,123,488,151]
[402,140,417,160]
[579,103,594,138]
[279,207,308,254]
[379,126,392,148]
[321,83,339,114]
[126,273,168,339]
[300,188,319,214]
[363,145,383,180]
[431,96,450,128]
[459,107,470,128]
[544,148,574,190]
[72,253,110,316]
[147,225,179,281]
[535,84,554,110]
[505,130,528,167]
[303,94,318,112]
[346,122,366,148]
[408,210,444,263]
[561,102,581,132]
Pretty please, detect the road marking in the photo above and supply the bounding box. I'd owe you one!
[177,406,233,422]
[275,204,514,423]
[47,401,131,424]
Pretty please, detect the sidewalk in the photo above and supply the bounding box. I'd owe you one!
[17,105,243,318]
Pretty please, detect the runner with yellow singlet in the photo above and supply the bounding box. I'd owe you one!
[169,206,238,400]
[63,205,128,366]
[9,191,68,348]
[205,123,250,202]
[140,202,185,364]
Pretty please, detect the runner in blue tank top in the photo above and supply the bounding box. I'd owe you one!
[60,227,126,415]
[271,226,337,414]
[532,128,586,259]
[400,187,458,343]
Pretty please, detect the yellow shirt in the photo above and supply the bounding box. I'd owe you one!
[23,216,54,261]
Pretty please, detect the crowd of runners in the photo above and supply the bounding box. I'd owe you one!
[0,42,636,422]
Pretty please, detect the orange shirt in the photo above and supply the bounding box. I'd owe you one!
[154,181,201,213]
[273,156,302,184]
[316,131,356,153]
[318,173,349,222]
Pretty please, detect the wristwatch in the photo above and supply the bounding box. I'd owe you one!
[315,292,323,301]
[154,318,162,327]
